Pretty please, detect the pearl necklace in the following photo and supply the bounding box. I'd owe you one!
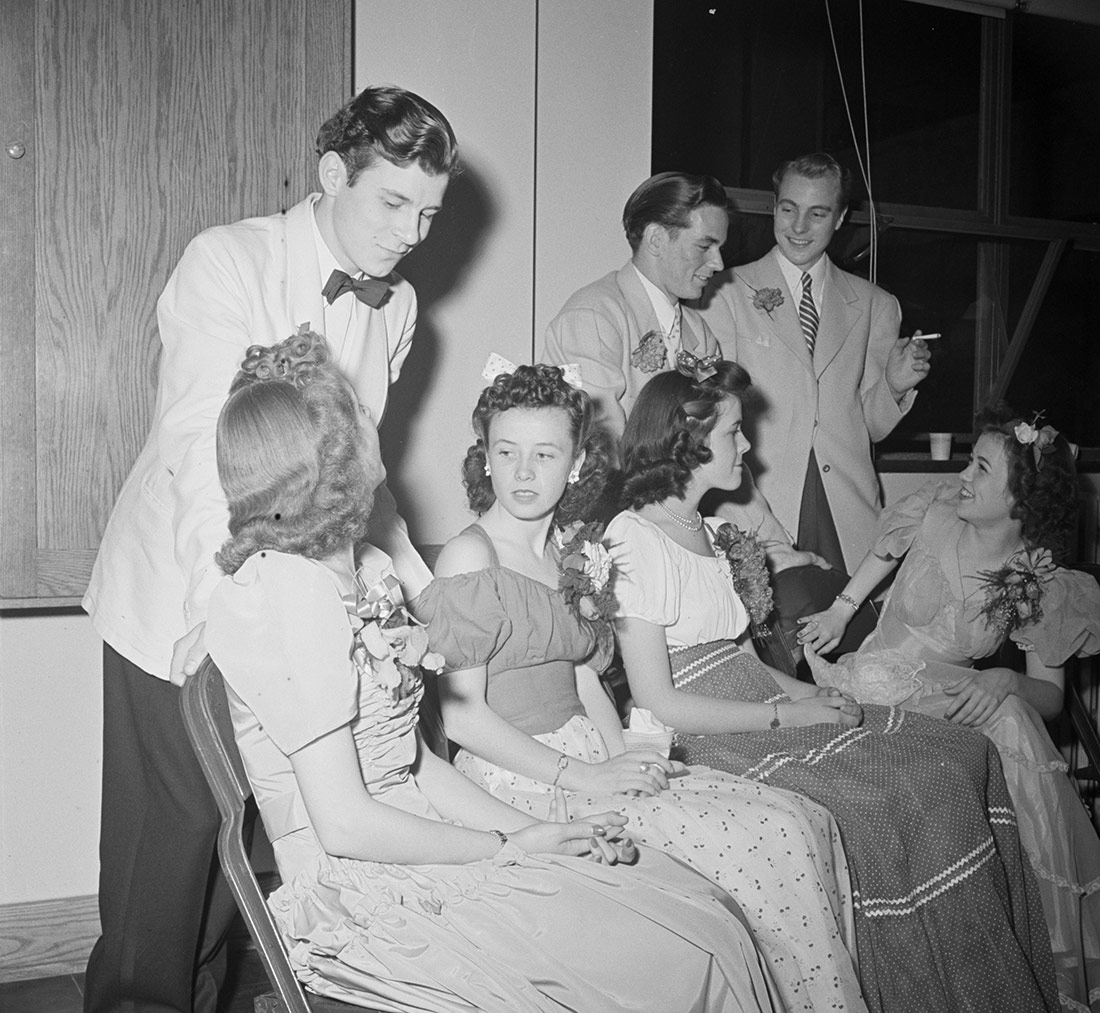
[657,500,703,532]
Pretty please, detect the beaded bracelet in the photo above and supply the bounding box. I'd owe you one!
[488,828,509,854]
[835,592,859,612]
[550,753,570,788]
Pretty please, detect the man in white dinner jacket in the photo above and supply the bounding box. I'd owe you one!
[81,86,457,1013]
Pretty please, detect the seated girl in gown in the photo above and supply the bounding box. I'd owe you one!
[203,332,783,1013]
[798,405,1100,1012]
[606,359,1059,1013]
[411,362,866,1013]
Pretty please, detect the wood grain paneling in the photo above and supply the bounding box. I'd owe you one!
[0,0,36,599]
[0,893,98,983]
[0,0,350,601]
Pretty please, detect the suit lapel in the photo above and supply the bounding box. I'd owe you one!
[284,194,327,332]
[617,260,663,342]
[814,257,862,378]
[748,252,813,373]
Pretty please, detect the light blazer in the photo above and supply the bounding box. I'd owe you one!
[696,250,910,570]
[84,194,421,679]
[543,260,720,442]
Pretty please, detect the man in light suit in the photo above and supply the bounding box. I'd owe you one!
[696,152,930,580]
[545,171,825,574]
[81,86,457,1013]
[543,172,727,448]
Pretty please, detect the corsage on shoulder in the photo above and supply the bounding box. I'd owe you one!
[630,329,668,373]
[975,547,1056,639]
[553,522,617,623]
[343,569,445,702]
[737,275,784,318]
[712,523,775,637]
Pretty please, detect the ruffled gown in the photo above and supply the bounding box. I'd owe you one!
[206,549,782,1013]
[413,525,866,1013]
[605,509,1059,1013]
[808,479,1100,1013]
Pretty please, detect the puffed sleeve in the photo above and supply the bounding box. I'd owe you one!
[408,570,513,672]
[605,512,682,627]
[206,552,358,755]
[1010,568,1100,666]
[874,479,961,558]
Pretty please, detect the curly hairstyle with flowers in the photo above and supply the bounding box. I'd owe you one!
[462,364,610,525]
[619,360,753,508]
[214,330,382,574]
[976,401,1079,562]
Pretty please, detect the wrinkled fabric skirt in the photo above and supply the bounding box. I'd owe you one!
[456,715,865,1013]
[268,838,782,1013]
[815,647,1100,1012]
[668,640,1058,1013]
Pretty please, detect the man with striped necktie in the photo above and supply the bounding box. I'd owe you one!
[696,153,931,581]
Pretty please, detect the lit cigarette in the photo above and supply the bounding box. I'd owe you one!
[913,333,941,340]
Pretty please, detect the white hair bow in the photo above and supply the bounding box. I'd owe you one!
[481,353,583,390]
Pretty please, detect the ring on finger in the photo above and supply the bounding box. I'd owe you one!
[639,762,649,773]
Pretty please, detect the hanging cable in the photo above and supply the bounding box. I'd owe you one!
[824,0,877,283]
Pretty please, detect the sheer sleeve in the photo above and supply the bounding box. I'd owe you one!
[874,479,961,558]
[605,512,682,627]
[1010,568,1100,666]
[409,571,512,672]
[206,552,357,755]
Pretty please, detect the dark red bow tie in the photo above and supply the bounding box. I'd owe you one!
[322,269,389,309]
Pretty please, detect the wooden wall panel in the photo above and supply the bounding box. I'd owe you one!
[0,0,350,602]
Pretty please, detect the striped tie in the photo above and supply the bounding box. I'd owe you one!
[799,272,819,356]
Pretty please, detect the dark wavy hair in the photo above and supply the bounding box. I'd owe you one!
[975,402,1080,562]
[316,84,459,185]
[462,364,610,525]
[622,171,729,253]
[620,361,753,509]
[214,330,381,574]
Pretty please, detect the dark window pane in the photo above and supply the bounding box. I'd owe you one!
[1009,19,1100,223]
[653,0,982,209]
[1005,247,1100,445]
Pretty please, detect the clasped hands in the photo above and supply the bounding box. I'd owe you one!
[509,787,637,865]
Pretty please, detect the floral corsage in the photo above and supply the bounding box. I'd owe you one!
[552,521,618,659]
[630,329,668,373]
[712,522,775,637]
[343,569,445,702]
[1013,412,1061,470]
[975,547,1056,639]
[737,275,785,318]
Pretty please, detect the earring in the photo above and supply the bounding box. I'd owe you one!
[567,468,581,485]
[483,461,491,477]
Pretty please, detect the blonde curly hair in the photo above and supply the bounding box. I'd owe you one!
[215,329,382,574]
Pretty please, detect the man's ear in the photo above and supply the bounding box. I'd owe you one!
[317,150,348,196]
[642,221,668,258]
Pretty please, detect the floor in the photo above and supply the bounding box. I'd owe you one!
[0,946,272,1013]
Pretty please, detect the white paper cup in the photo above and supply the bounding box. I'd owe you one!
[929,433,952,460]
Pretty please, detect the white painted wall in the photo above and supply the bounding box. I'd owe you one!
[0,0,656,911]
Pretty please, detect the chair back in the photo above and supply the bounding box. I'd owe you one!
[180,658,319,1013]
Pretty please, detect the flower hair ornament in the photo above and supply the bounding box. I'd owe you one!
[675,349,721,383]
[481,352,583,389]
[1013,412,1075,470]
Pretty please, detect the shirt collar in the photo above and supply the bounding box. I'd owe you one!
[310,194,349,282]
[774,248,828,299]
[632,262,679,334]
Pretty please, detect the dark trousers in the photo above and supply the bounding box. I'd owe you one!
[84,645,240,1013]
[768,450,880,675]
